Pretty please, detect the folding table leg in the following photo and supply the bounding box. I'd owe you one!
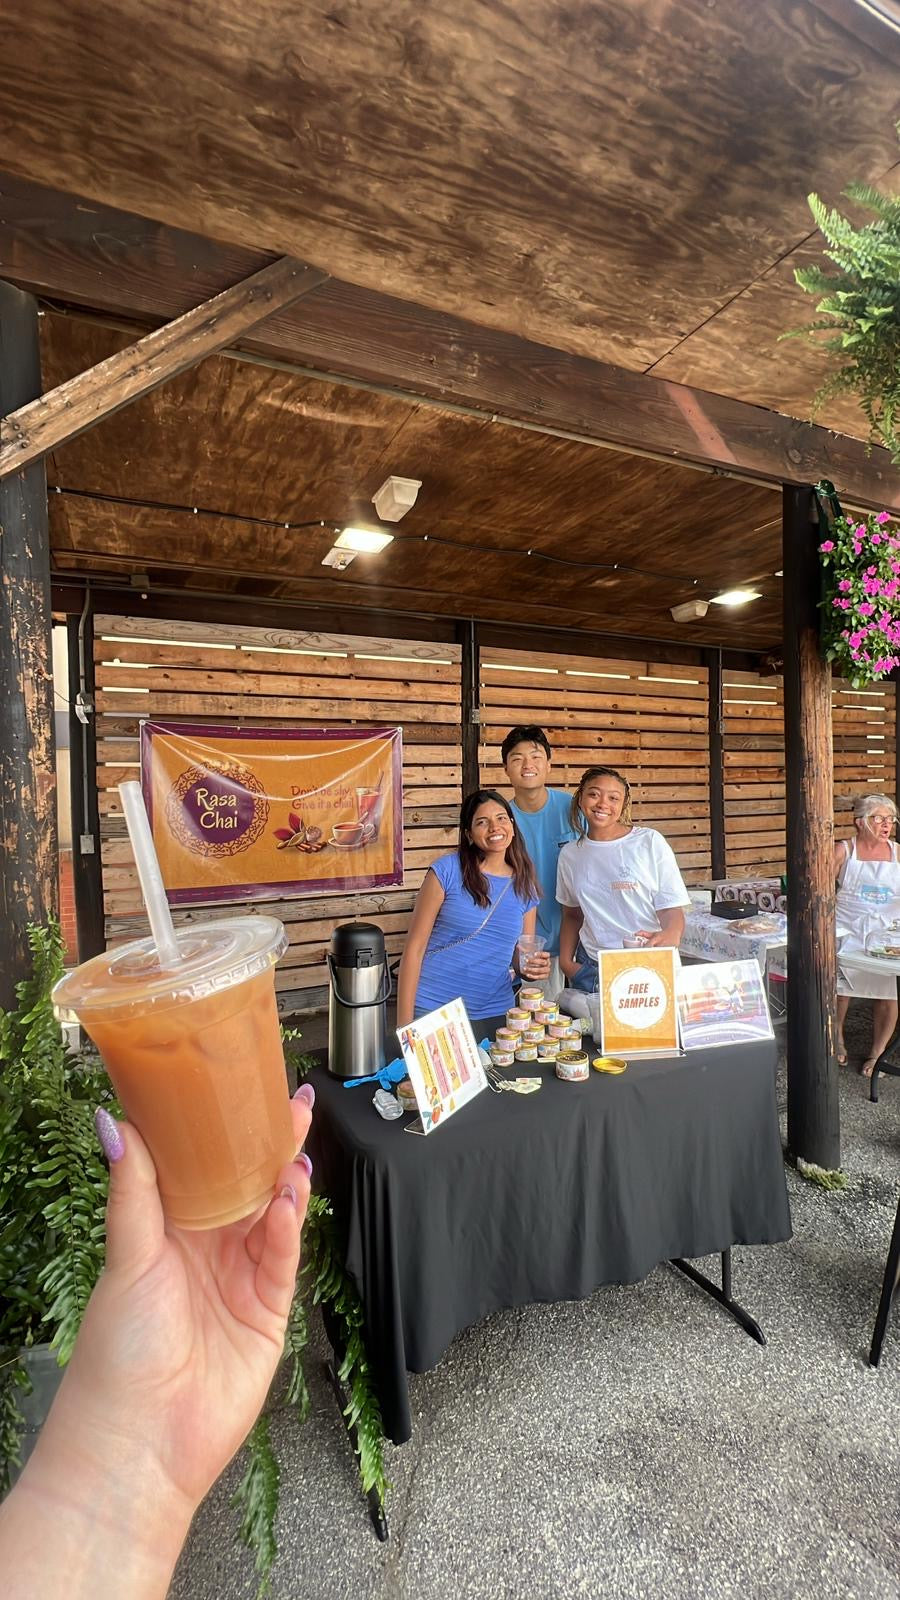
[869,1191,900,1368]
[323,1358,389,1540]
[869,976,900,1105]
[669,1249,766,1345]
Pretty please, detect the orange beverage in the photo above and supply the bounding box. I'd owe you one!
[52,917,294,1229]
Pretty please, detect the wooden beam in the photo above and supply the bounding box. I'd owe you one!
[0,281,57,1006]
[783,482,839,1170]
[49,579,766,673]
[0,255,328,480]
[2,174,899,511]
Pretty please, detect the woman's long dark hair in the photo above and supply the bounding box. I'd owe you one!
[570,766,633,838]
[458,789,540,909]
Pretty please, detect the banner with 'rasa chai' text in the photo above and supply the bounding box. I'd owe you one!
[141,723,403,904]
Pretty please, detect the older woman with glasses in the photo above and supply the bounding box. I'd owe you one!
[835,793,900,1075]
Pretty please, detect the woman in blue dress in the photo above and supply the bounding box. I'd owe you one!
[396,789,550,1031]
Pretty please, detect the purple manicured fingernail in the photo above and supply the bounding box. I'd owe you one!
[293,1082,315,1108]
[94,1107,125,1163]
[297,1151,313,1179]
[280,1184,297,1206]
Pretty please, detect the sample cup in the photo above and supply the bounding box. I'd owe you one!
[52,916,295,1230]
[622,934,649,950]
[586,992,604,1047]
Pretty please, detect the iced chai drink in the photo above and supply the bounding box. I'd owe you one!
[53,916,294,1229]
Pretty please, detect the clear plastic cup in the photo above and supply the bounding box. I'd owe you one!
[622,934,649,950]
[518,933,548,984]
[52,916,294,1230]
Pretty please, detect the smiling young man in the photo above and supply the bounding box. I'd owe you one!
[501,725,577,999]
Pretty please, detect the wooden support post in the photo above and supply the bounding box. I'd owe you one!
[783,482,840,1169]
[704,646,726,880]
[0,257,328,481]
[67,609,104,961]
[457,620,481,795]
[0,281,57,1007]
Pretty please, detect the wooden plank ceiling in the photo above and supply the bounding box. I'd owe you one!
[3,0,900,441]
[44,312,785,645]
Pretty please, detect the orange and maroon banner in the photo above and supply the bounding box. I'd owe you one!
[141,722,403,905]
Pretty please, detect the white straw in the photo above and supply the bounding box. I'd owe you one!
[118,780,182,965]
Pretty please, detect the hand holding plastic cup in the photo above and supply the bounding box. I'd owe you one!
[622,933,649,950]
[52,783,295,1230]
[518,933,550,981]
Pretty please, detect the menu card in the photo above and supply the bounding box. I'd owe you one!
[396,998,487,1134]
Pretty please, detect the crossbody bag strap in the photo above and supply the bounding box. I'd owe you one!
[428,875,514,956]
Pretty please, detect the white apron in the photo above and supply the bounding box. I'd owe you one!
[836,839,900,999]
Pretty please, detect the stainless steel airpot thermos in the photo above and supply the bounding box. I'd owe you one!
[327,921,391,1079]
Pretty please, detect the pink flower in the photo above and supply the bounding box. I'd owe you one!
[872,534,883,545]
[819,540,835,553]
[839,578,852,591]
[866,566,877,575]
[857,524,868,537]
[858,603,874,616]
[877,511,891,525]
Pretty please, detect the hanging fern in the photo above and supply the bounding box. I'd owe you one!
[235,1191,390,1587]
[231,1415,280,1592]
[783,136,900,462]
[302,1195,389,1504]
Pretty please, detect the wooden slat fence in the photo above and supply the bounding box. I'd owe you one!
[93,614,462,1014]
[477,646,712,884]
[723,670,897,875]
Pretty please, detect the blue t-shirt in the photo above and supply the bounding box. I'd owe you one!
[415,853,538,1022]
[509,789,577,955]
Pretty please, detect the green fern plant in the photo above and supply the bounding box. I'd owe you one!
[783,143,900,461]
[0,922,116,1492]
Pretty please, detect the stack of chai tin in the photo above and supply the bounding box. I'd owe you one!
[489,987,583,1068]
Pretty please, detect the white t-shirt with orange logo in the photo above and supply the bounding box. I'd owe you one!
[556,827,689,956]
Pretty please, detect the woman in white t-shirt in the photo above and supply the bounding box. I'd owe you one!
[557,766,689,994]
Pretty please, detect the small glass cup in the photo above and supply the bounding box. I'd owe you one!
[622,933,649,950]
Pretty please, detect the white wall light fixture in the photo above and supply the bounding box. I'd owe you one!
[372,476,421,522]
[670,598,709,622]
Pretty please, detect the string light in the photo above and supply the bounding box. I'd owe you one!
[50,484,762,601]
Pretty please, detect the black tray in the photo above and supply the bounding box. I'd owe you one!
[710,901,757,920]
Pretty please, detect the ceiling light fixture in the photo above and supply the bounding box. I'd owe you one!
[372,476,421,522]
[321,547,356,570]
[335,526,395,554]
[710,588,762,607]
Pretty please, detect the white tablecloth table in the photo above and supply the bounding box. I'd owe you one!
[835,950,900,1103]
[680,909,787,978]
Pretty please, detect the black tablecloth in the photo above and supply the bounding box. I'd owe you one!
[306,1043,791,1443]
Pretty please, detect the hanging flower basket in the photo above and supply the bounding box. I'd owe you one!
[817,483,899,688]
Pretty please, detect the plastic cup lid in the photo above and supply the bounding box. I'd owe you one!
[52,915,287,1021]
